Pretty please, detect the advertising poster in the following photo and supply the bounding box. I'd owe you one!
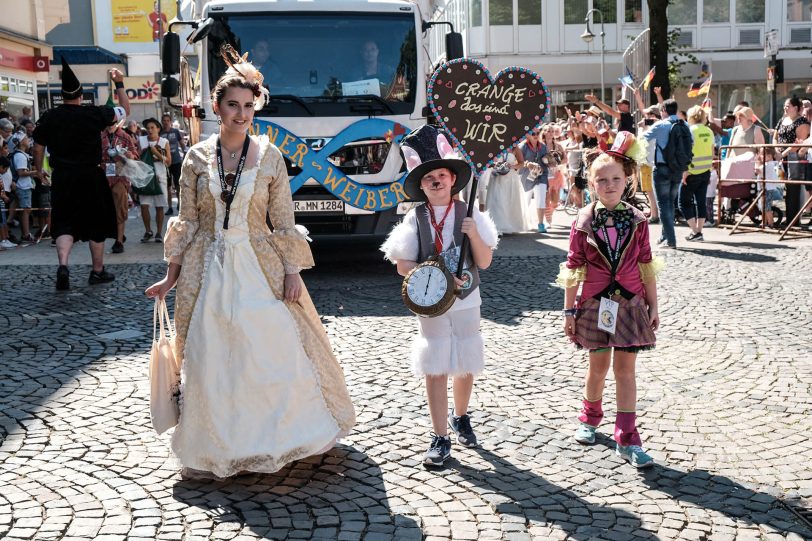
[111,0,177,43]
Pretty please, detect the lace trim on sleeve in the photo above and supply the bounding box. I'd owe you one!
[638,255,665,282]
[163,216,199,265]
[555,262,586,288]
[269,224,314,271]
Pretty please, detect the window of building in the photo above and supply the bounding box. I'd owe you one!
[594,0,617,23]
[518,0,541,25]
[471,0,482,27]
[625,0,643,23]
[668,0,697,25]
[565,0,588,24]
[490,0,513,25]
[787,0,812,22]
[703,0,729,22]
[736,0,765,22]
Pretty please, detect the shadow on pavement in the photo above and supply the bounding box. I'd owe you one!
[442,446,661,540]
[676,247,777,262]
[171,445,421,540]
[639,464,812,538]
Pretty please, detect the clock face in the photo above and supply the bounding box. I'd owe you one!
[406,265,449,307]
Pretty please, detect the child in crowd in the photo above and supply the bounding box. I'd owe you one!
[557,134,663,469]
[756,147,783,228]
[381,125,498,467]
[0,156,15,249]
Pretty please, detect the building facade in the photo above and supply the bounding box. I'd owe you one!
[433,0,811,121]
[0,0,70,119]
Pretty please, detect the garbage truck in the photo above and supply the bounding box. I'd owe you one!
[161,0,462,236]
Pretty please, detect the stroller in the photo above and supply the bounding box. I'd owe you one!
[719,152,784,227]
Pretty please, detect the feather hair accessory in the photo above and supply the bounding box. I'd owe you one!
[219,44,270,110]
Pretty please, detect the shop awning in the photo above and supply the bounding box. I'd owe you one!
[53,46,125,66]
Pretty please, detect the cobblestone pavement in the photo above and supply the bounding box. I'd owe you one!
[1,228,811,541]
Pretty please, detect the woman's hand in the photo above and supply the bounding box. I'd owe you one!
[284,273,303,302]
[145,276,176,299]
[564,315,576,339]
[648,306,660,331]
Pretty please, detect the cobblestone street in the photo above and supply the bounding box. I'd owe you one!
[1,222,811,540]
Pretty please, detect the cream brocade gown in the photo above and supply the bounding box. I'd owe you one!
[163,135,355,478]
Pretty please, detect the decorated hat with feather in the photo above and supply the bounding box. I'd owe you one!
[400,124,471,201]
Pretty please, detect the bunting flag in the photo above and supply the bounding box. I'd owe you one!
[687,74,712,98]
[641,67,655,91]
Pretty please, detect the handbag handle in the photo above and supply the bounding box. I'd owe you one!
[153,298,174,343]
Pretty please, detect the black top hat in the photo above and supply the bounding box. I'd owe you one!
[60,57,83,100]
[400,125,471,201]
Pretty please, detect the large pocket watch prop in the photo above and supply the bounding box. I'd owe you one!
[402,254,458,317]
[402,58,551,318]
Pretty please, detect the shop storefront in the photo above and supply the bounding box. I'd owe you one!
[0,32,52,120]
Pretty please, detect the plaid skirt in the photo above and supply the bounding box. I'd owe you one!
[574,295,656,351]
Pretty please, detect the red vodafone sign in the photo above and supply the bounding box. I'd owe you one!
[33,56,50,72]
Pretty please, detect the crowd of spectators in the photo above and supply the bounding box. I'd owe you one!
[0,107,187,251]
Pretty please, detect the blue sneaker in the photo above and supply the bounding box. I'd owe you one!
[573,423,597,444]
[537,223,547,233]
[616,444,654,468]
[423,433,452,466]
[449,413,478,448]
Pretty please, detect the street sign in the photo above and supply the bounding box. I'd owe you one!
[765,29,779,58]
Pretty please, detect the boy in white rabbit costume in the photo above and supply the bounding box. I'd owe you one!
[381,125,498,467]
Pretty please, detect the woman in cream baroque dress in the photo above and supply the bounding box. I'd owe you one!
[147,50,355,478]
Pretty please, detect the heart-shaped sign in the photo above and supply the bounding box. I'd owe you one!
[427,58,551,175]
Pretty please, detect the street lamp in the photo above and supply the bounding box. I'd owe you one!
[582,8,606,103]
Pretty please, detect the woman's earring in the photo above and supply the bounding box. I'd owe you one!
[217,117,222,125]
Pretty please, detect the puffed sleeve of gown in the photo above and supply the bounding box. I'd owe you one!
[163,147,200,265]
[265,145,315,273]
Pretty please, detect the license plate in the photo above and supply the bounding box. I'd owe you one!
[293,199,345,213]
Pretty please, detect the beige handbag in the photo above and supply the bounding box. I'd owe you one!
[150,298,181,434]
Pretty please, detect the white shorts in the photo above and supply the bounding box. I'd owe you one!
[412,306,484,377]
[533,183,548,209]
[139,176,168,208]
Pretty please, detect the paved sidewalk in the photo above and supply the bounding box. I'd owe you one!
[1,208,811,540]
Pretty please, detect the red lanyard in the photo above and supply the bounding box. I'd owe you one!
[426,202,453,255]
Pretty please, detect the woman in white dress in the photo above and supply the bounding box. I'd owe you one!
[139,117,171,243]
[484,153,528,234]
[145,48,355,480]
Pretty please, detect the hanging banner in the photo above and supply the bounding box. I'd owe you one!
[253,118,410,212]
[111,0,177,43]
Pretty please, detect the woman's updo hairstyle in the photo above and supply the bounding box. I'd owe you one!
[211,44,270,110]
[786,96,803,111]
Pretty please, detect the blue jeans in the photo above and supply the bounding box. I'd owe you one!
[653,166,681,246]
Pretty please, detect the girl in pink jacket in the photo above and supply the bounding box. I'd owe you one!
[556,133,663,468]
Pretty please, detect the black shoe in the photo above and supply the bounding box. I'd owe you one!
[111,241,124,254]
[449,413,478,448]
[686,232,704,242]
[141,231,154,243]
[56,265,70,291]
[88,267,115,285]
[423,433,451,466]
[166,207,174,216]
[648,217,660,224]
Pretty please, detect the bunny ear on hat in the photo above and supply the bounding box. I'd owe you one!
[399,124,471,202]
[60,57,83,99]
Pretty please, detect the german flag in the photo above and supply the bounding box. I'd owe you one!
[641,67,655,91]
[687,75,712,98]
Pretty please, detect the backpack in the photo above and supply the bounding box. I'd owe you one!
[662,119,693,172]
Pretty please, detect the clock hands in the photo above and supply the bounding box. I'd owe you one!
[424,271,432,297]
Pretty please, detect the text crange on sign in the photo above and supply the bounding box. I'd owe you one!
[253,118,410,212]
[427,58,551,175]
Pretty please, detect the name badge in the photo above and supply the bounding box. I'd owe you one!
[597,297,619,335]
[105,163,117,177]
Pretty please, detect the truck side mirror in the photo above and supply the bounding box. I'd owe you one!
[446,32,464,60]
[161,77,179,98]
[187,18,214,44]
[162,31,180,74]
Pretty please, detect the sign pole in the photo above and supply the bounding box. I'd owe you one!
[455,172,479,280]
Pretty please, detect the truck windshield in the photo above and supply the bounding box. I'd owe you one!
[207,12,417,117]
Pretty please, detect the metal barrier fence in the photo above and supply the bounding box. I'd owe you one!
[622,29,650,119]
[718,143,812,240]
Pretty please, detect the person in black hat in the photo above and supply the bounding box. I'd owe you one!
[32,58,130,290]
[381,124,499,467]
